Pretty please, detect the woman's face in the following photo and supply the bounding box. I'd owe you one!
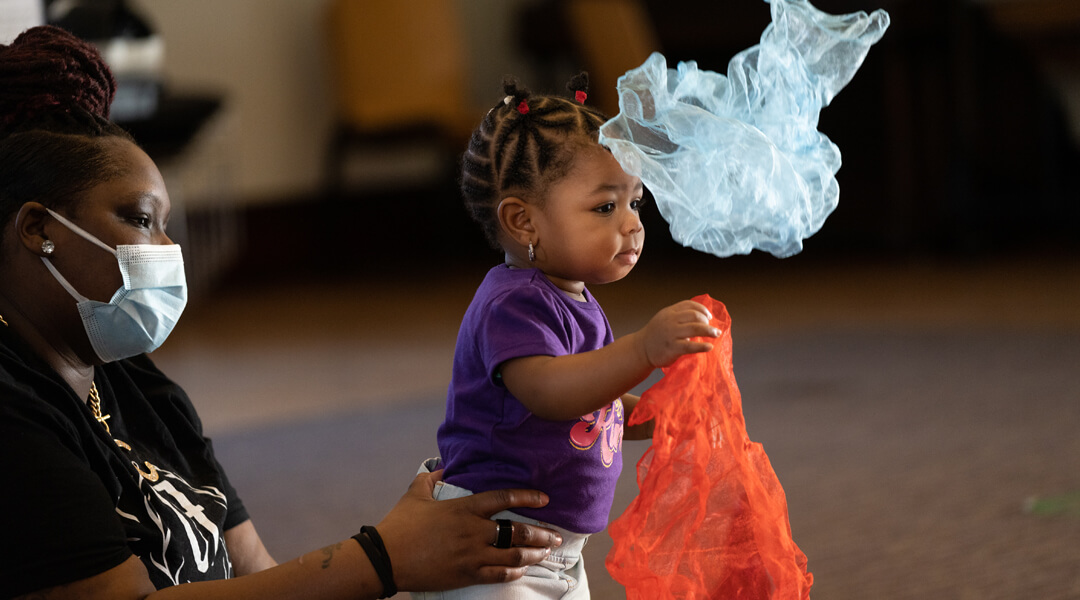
[45,137,174,303]
[530,145,645,292]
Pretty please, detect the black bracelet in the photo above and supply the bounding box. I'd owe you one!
[352,526,397,598]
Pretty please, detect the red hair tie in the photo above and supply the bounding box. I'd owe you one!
[517,99,530,114]
[575,90,587,104]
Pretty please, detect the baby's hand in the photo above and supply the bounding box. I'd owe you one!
[639,300,721,368]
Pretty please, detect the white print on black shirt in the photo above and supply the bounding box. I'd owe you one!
[115,464,232,586]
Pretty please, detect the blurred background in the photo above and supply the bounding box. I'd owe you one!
[4,0,1079,597]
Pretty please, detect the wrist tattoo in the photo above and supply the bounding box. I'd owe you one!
[320,542,345,569]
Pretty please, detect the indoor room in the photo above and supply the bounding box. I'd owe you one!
[2,0,1078,598]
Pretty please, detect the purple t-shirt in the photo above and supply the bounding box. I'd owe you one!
[438,265,624,534]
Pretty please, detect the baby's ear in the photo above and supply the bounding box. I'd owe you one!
[496,196,535,245]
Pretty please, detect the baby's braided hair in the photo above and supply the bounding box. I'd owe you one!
[0,25,135,248]
[461,72,608,248]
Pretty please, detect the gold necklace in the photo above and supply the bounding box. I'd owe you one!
[88,382,113,433]
[0,312,158,481]
[89,382,160,482]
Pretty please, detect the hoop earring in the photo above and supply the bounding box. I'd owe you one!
[528,242,535,262]
[41,240,55,255]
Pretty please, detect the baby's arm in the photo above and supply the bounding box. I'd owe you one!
[499,300,720,421]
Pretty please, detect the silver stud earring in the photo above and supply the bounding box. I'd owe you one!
[41,240,55,255]
[528,242,535,262]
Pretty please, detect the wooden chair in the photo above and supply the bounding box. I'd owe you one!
[562,0,661,117]
[323,0,477,194]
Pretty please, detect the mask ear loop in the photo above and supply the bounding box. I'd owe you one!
[41,208,114,303]
[45,208,117,256]
[40,257,92,303]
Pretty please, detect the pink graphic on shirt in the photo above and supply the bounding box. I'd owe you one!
[569,399,624,467]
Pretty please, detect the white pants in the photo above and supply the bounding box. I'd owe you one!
[412,459,591,600]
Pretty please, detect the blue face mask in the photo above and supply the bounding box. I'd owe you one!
[41,208,188,363]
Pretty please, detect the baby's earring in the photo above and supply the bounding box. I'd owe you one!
[528,242,535,262]
[41,240,55,255]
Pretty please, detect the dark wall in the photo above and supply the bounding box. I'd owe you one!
[241,0,1080,282]
[640,0,1080,256]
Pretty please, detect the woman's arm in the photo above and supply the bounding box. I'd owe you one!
[500,300,719,420]
[224,521,277,575]
[15,471,561,600]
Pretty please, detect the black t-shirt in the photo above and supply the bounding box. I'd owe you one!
[0,325,249,597]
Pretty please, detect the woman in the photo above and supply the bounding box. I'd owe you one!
[0,26,560,599]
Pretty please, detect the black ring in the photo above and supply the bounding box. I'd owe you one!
[494,518,514,548]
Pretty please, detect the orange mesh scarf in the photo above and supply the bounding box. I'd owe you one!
[607,295,813,599]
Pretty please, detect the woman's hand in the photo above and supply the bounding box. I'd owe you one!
[638,300,720,368]
[375,470,562,592]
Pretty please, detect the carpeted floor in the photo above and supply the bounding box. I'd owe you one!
[153,254,1080,598]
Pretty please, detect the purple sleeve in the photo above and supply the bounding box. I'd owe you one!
[477,286,573,383]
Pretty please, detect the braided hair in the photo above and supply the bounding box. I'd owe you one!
[462,72,608,248]
[0,25,135,248]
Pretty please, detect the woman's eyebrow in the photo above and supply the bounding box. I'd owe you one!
[118,190,164,207]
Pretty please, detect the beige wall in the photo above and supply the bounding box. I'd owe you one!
[134,0,542,206]
[136,0,333,204]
